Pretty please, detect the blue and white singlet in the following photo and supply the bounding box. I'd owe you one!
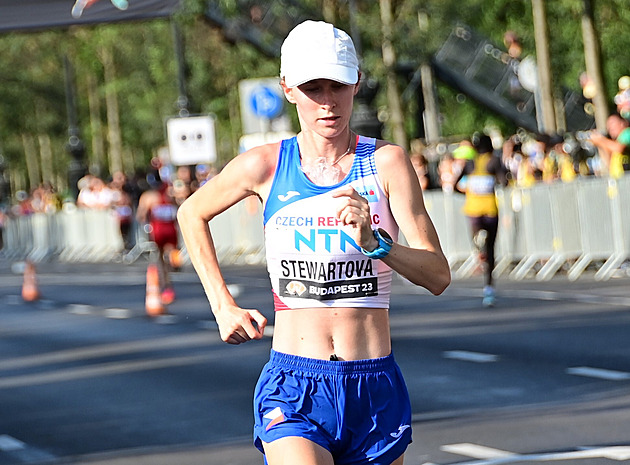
[263,135,398,311]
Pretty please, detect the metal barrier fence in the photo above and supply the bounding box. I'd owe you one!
[1,199,266,268]
[3,177,630,281]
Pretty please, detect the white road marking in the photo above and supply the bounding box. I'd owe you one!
[67,304,95,315]
[443,350,499,363]
[0,333,216,371]
[566,366,630,381]
[438,443,630,464]
[4,295,21,305]
[104,308,132,319]
[0,434,56,462]
[498,289,630,307]
[441,443,513,459]
[0,435,25,451]
[579,446,630,461]
[0,339,263,389]
[154,314,179,325]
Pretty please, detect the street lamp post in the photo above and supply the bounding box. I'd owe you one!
[64,55,87,200]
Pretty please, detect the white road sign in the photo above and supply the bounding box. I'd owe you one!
[166,115,217,166]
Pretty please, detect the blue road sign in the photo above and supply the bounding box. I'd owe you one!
[249,85,283,119]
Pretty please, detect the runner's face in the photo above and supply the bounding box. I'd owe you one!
[286,78,359,136]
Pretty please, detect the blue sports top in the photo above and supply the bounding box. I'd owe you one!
[263,135,398,311]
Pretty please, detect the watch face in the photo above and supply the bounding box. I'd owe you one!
[377,228,393,244]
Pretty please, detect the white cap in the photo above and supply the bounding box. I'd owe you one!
[280,20,359,88]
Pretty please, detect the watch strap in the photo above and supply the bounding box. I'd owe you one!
[361,228,393,259]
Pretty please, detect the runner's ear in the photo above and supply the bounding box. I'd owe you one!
[280,78,297,104]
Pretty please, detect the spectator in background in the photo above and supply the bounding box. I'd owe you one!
[13,190,34,216]
[550,135,577,183]
[410,152,431,191]
[501,135,522,185]
[589,113,630,179]
[76,174,95,208]
[580,72,597,102]
[503,31,524,100]
[454,134,508,307]
[438,152,458,192]
[194,164,216,190]
[29,183,61,214]
[30,185,47,213]
[172,178,192,206]
[540,135,558,184]
[515,151,537,188]
[529,136,546,182]
[503,30,522,59]
[175,165,194,191]
[77,175,116,209]
[109,171,135,252]
[614,76,630,121]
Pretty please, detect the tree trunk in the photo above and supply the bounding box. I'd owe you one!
[56,173,67,194]
[379,0,408,149]
[581,0,608,131]
[531,0,557,134]
[123,147,135,175]
[38,134,54,186]
[87,71,106,175]
[322,0,336,24]
[22,134,40,191]
[100,45,124,176]
[420,62,441,144]
[10,168,26,196]
[34,100,54,186]
[347,0,362,59]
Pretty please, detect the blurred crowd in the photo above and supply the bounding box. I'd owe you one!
[417,129,592,194]
[0,158,217,253]
[411,84,630,194]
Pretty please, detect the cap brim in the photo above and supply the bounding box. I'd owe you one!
[285,64,358,88]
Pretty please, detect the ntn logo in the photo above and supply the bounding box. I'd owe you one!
[294,229,361,253]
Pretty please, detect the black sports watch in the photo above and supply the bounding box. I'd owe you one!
[361,228,393,259]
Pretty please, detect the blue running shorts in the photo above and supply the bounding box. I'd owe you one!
[253,350,412,465]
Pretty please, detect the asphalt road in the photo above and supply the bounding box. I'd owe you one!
[1,258,630,465]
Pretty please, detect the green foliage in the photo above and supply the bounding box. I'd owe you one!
[594,0,630,101]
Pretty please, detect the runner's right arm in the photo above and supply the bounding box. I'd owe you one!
[177,144,277,344]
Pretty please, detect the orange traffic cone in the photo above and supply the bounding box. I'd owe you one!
[145,263,166,317]
[22,261,40,302]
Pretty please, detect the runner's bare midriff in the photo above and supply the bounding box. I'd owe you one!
[272,307,391,361]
